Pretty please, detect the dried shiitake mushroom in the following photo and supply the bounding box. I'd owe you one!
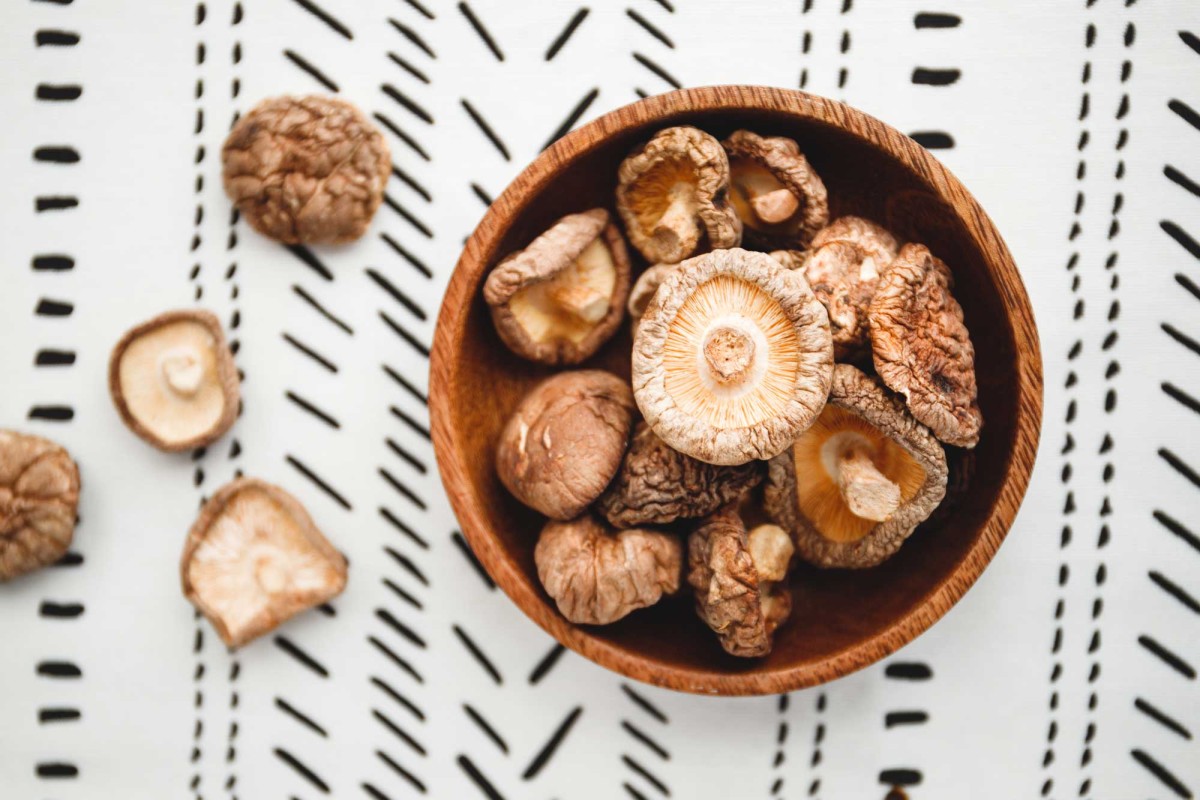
[869,243,982,448]
[723,130,829,249]
[632,248,834,466]
[182,477,347,648]
[596,422,762,527]
[768,249,806,271]
[0,430,80,581]
[765,364,947,568]
[804,216,900,360]
[616,126,741,264]
[627,264,679,328]
[688,506,793,657]
[109,310,240,452]
[484,209,632,366]
[496,370,635,520]
[222,95,390,244]
[535,514,682,625]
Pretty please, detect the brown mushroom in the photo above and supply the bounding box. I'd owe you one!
[596,422,762,527]
[627,264,679,328]
[616,126,741,264]
[723,130,829,249]
[767,249,806,271]
[688,506,793,657]
[869,243,982,447]
[632,248,834,466]
[484,209,632,365]
[0,430,80,581]
[109,310,240,452]
[182,477,348,648]
[496,370,635,520]
[535,514,682,625]
[222,95,391,244]
[764,364,947,568]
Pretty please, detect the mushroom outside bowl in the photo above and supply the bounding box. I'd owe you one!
[430,86,1043,696]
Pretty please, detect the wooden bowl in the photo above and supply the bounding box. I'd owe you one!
[430,86,1042,695]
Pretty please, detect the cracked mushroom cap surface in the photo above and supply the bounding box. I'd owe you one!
[496,370,635,520]
[764,364,947,568]
[687,506,793,658]
[222,95,391,244]
[616,126,741,264]
[0,430,80,581]
[109,309,240,452]
[632,248,834,466]
[535,514,682,625]
[869,243,983,448]
[182,477,348,648]
[723,129,829,249]
[596,422,763,528]
[484,209,632,366]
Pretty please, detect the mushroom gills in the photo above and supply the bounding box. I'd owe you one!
[629,160,701,257]
[730,160,800,230]
[793,405,927,543]
[507,237,617,344]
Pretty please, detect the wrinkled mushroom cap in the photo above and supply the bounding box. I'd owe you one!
[596,422,762,528]
[869,243,982,447]
[496,370,635,520]
[616,126,741,264]
[485,209,632,366]
[535,515,682,625]
[222,95,391,244]
[768,249,807,271]
[109,310,240,452]
[0,430,80,581]
[765,364,948,568]
[723,130,829,249]
[182,477,348,648]
[687,506,792,657]
[628,264,680,328]
[632,248,834,466]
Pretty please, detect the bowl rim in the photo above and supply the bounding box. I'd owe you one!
[430,85,1044,696]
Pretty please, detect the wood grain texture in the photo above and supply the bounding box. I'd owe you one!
[429,86,1043,696]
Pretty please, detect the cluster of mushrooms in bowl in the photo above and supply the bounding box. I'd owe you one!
[431,87,1041,694]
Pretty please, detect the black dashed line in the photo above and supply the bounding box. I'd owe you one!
[621,684,667,723]
[383,364,429,405]
[463,704,509,754]
[380,507,430,550]
[912,67,961,85]
[542,88,600,151]
[1159,447,1200,488]
[461,99,510,160]
[391,164,433,202]
[276,697,328,737]
[1169,98,1200,132]
[293,285,353,334]
[274,747,330,794]
[528,644,565,684]
[457,754,505,800]
[384,546,430,587]
[451,532,495,589]
[383,577,423,611]
[626,8,672,48]
[1131,749,1192,798]
[914,12,960,28]
[38,708,81,723]
[36,84,82,101]
[386,437,428,475]
[35,29,80,46]
[274,636,330,678]
[373,709,427,755]
[388,52,430,84]
[1137,634,1196,679]
[33,146,80,163]
[403,0,435,20]
[622,720,669,760]
[1161,220,1200,260]
[368,636,425,684]
[632,52,680,88]
[457,2,503,61]
[376,750,428,793]
[286,390,341,429]
[546,8,589,60]
[621,755,669,796]
[282,333,339,373]
[284,49,339,92]
[286,455,352,509]
[374,112,432,161]
[388,19,435,59]
[452,624,502,684]
[1134,697,1193,740]
[370,676,426,721]
[523,706,582,779]
[289,0,352,40]
[36,762,78,779]
[878,769,922,786]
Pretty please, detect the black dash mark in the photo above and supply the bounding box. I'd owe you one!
[54,551,83,567]
[451,531,495,589]
[383,364,429,404]
[286,455,352,509]
[293,285,353,334]
[546,8,589,60]
[37,661,81,678]
[36,762,78,779]
[651,0,674,10]
[391,164,433,202]
[382,84,434,124]
[383,547,429,586]
[626,9,672,48]
[289,0,351,39]
[625,783,651,800]
[39,707,81,723]
[458,2,504,61]
[282,333,338,373]
[470,183,493,206]
[376,608,428,649]
[1161,220,1200,260]
[36,196,78,212]
[1178,273,1200,303]
[286,244,334,281]
[622,720,669,760]
[1150,570,1200,613]
[464,704,509,753]
[879,769,922,786]
[275,635,330,677]
[884,710,928,728]
[36,349,76,367]
[1159,448,1200,489]
[909,131,955,149]
[1163,383,1200,416]
[622,755,669,795]
[912,67,961,86]
[621,684,668,723]
[32,255,73,271]
[1169,99,1200,132]
[379,468,427,510]
[457,755,506,800]
[1138,634,1196,679]
[388,18,435,58]
[29,405,74,421]
[461,99,510,160]
[633,52,680,88]
[1163,323,1200,357]
[1131,749,1192,798]
[383,577,423,611]
[404,0,435,19]
[39,601,84,618]
[383,195,434,238]
[380,233,433,278]
[276,697,328,737]
[386,437,428,475]
[1135,697,1193,740]
[35,29,80,46]
[376,751,429,794]
[914,12,960,28]
[524,706,583,779]
[389,52,430,84]
[36,299,73,316]
[369,636,425,684]
[381,312,431,358]
[373,709,427,755]
[453,624,503,684]
[374,113,431,161]
[367,268,427,321]
[1181,31,1200,56]
[381,507,430,550]
[33,146,80,163]
[36,84,82,101]
[284,49,339,92]
[542,88,600,150]
[885,662,933,680]
[285,391,341,429]
[371,676,426,721]
[529,644,565,684]
[275,747,330,793]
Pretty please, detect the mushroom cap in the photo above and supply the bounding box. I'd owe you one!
[810,215,900,266]
[764,364,948,568]
[496,370,636,520]
[869,243,982,447]
[627,263,680,327]
[596,422,763,528]
[768,249,807,271]
[0,430,80,581]
[108,309,241,452]
[181,477,348,648]
[222,95,391,244]
[687,506,792,658]
[616,126,741,264]
[632,248,834,466]
[535,514,682,625]
[484,209,632,366]
[723,129,829,249]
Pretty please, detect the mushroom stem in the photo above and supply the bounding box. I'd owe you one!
[652,186,700,258]
[161,349,204,397]
[550,282,609,323]
[750,188,799,225]
[703,325,757,385]
[834,445,901,522]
